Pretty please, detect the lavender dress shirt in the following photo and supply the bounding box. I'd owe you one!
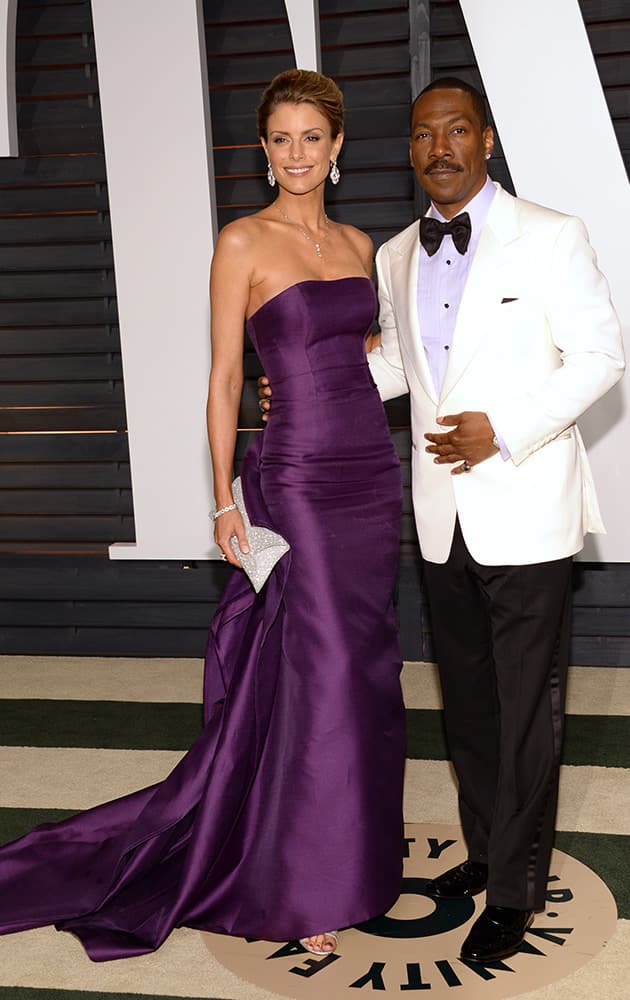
[417,176,509,457]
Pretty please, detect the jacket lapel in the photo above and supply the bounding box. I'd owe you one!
[389,223,439,404]
[439,186,523,405]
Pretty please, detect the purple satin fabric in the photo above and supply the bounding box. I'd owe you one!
[0,277,406,960]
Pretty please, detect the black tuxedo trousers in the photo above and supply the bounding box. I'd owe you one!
[423,519,572,911]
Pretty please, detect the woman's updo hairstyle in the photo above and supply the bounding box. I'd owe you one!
[257,69,344,140]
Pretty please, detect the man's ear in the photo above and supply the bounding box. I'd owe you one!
[483,126,494,158]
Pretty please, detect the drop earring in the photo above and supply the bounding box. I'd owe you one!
[267,162,276,187]
[330,160,340,185]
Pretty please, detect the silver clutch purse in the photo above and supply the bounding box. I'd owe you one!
[229,476,290,592]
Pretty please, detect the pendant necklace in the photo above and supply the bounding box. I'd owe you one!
[275,203,330,258]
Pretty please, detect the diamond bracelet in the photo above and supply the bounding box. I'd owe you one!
[210,502,237,521]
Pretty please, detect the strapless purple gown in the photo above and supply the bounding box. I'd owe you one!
[0,277,405,960]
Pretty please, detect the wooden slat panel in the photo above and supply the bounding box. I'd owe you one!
[0,185,109,214]
[605,86,630,118]
[17,97,102,127]
[204,0,287,22]
[16,3,93,33]
[0,626,211,657]
[570,637,630,667]
[0,489,133,516]
[0,515,135,542]
[0,270,115,298]
[16,67,99,97]
[0,432,129,461]
[205,0,406,19]
[0,405,126,433]
[17,125,103,155]
[588,22,630,55]
[1,462,130,488]
[16,36,96,67]
[208,43,410,88]
[573,565,630,606]
[0,214,111,242]
[572,607,630,635]
[0,556,228,601]
[322,10,409,47]
[0,600,211,628]
[580,0,630,20]
[0,153,106,184]
[205,21,293,57]
[595,53,630,88]
[0,245,114,272]
[0,430,129,467]
[1,382,124,406]
[0,299,117,325]
[320,0,407,12]
[0,326,119,354]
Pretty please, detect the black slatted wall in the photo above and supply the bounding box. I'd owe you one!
[0,0,628,662]
[0,0,131,553]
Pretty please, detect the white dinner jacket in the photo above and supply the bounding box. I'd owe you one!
[368,183,625,565]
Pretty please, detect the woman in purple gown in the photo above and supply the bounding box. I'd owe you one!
[0,70,405,961]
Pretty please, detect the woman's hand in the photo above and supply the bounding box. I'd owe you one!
[257,375,272,422]
[214,509,249,567]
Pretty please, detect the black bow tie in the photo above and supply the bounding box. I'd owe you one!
[419,212,472,256]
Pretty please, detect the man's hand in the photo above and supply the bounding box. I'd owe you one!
[424,411,499,475]
[257,375,271,422]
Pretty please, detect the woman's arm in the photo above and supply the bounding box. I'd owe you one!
[206,223,253,564]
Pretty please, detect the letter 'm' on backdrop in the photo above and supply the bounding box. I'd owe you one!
[91,0,218,559]
[0,0,17,155]
[459,0,629,560]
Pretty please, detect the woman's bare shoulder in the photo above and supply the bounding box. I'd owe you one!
[216,213,266,250]
[336,222,373,256]
[334,221,374,272]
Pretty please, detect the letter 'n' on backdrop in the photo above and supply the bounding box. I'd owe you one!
[460,0,630,561]
[92,0,218,559]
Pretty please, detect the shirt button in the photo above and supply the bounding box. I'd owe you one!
[444,303,450,309]
[446,259,452,265]
[444,345,449,350]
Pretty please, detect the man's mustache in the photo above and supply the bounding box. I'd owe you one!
[425,161,464,174]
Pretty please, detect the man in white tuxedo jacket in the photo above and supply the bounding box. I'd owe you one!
[368,78,624,963]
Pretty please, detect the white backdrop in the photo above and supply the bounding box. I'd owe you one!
[459,0,629,559]
[91,0,218,560]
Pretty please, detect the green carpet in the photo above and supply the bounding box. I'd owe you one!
[3,701,629,767]
[0,659,627,1000]
[0,992,219,1000]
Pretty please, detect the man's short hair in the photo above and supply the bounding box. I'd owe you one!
[412,77,489,131]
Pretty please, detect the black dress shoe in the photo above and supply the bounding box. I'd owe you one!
[460,905,535,963]
[425,860,488,899]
